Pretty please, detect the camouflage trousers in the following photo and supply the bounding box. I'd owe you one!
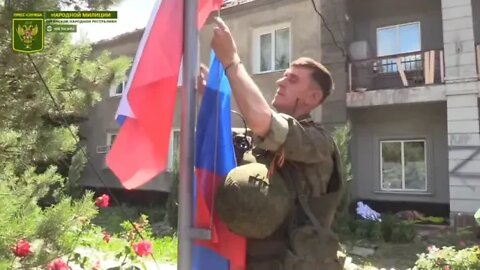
[247,226,345,270]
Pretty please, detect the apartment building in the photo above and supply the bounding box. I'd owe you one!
[346,0,480,219]
[81,0,480,220]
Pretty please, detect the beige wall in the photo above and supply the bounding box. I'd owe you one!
[199,0,322,127]
[81,0,347,190]
[350,102,449,204]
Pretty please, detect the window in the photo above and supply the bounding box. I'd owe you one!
[107,132,117,147]
[110,69,131,97]
[167,129,180,171]
[376,22,421,73]
[380,140,427,192]
[377,22,421,57]
[97,132,117,153]
[110,81,125,97]
[253,23,290,73]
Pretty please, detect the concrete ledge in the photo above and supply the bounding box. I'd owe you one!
[449,133,480,146]
[346,84,446,107]
[450,199,480,213]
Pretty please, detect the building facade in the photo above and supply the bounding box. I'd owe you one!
[346,0,480,218]
[81,0,480,220]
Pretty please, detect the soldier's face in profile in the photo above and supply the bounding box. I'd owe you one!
[272,66,322,113]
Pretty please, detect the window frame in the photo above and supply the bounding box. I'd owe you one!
[110,68,132,97]
[252,22,291,74]
[109,80,125,97]
[379,139,428,192]
[376,21,421,57]
[106,132,118,148]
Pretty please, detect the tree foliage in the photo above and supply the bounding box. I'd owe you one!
[332,121,353,215]
[0,0,131,267]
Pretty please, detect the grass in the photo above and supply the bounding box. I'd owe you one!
[84,204,177,263]
[81,233,178,263]
[92,205,166,234]
[151,235,177,263]
[88,205,479,269]
[342,225,480,269]
[346,240,427,269]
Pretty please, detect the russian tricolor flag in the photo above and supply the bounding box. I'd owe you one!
[107,0,223,189]
[193,53,246,270]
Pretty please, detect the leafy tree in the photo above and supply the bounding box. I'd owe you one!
[0,0,131,267]
[332,121,352,214]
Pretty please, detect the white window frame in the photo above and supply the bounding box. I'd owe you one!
[379,139,427,192]
[106,132,117,148]
[97,132,117,154]
[109,80,125,97]
[167,129,180,171]
[376,21,421,57]
[252,22,291,74]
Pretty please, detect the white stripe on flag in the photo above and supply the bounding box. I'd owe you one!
[115,0,163,121]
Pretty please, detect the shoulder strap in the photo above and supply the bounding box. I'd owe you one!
[276,162,328,243]
[275,138,344,244]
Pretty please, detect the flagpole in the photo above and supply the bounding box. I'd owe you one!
[178,0,198,269]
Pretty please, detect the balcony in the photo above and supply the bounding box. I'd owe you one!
[348,49,445,92]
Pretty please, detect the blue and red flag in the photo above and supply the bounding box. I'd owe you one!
[194,52,246,270]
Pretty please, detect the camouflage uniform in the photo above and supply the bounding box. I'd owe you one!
[245,111,345,270]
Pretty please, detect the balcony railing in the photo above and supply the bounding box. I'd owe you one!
[348,49,444,92]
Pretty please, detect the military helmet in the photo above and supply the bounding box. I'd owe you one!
[215,162,293,239]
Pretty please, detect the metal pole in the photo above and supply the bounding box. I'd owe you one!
[178,0,198,269]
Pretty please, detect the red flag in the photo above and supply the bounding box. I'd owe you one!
[198,0,223,27]
[107,0,222,189]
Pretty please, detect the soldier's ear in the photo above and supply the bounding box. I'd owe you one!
[306,89,322,106]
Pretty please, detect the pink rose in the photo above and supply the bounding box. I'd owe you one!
[12,239,32,257]
[48,258,69,270]
[102,231,111,243]
[132,240,153,257]
[95,194,110,208]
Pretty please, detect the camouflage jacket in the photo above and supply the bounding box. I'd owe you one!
[245,111,346,270]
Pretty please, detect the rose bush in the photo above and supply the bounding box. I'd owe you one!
[412,245,480,270]
[5,194,158,270]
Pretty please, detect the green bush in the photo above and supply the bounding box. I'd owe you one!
[0,164,99,268]
[381,214,416,243]
[332,122,352,216]
[413,246,480,270]
[334,213,416,243]
[475,208,480,225]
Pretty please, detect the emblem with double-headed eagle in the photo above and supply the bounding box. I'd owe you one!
[16,22,38,49]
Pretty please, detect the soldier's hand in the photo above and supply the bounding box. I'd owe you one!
[197,63,209,96]
[211,17,240,68]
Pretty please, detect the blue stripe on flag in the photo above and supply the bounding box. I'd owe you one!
[192,51,236,270]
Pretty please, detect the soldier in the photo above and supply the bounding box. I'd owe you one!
[199,17,346,270]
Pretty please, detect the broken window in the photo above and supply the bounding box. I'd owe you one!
[380,140,427,192]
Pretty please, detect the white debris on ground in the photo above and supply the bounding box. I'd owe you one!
[66,247,176,270]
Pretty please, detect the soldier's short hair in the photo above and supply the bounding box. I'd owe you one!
[291,57,334,102]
